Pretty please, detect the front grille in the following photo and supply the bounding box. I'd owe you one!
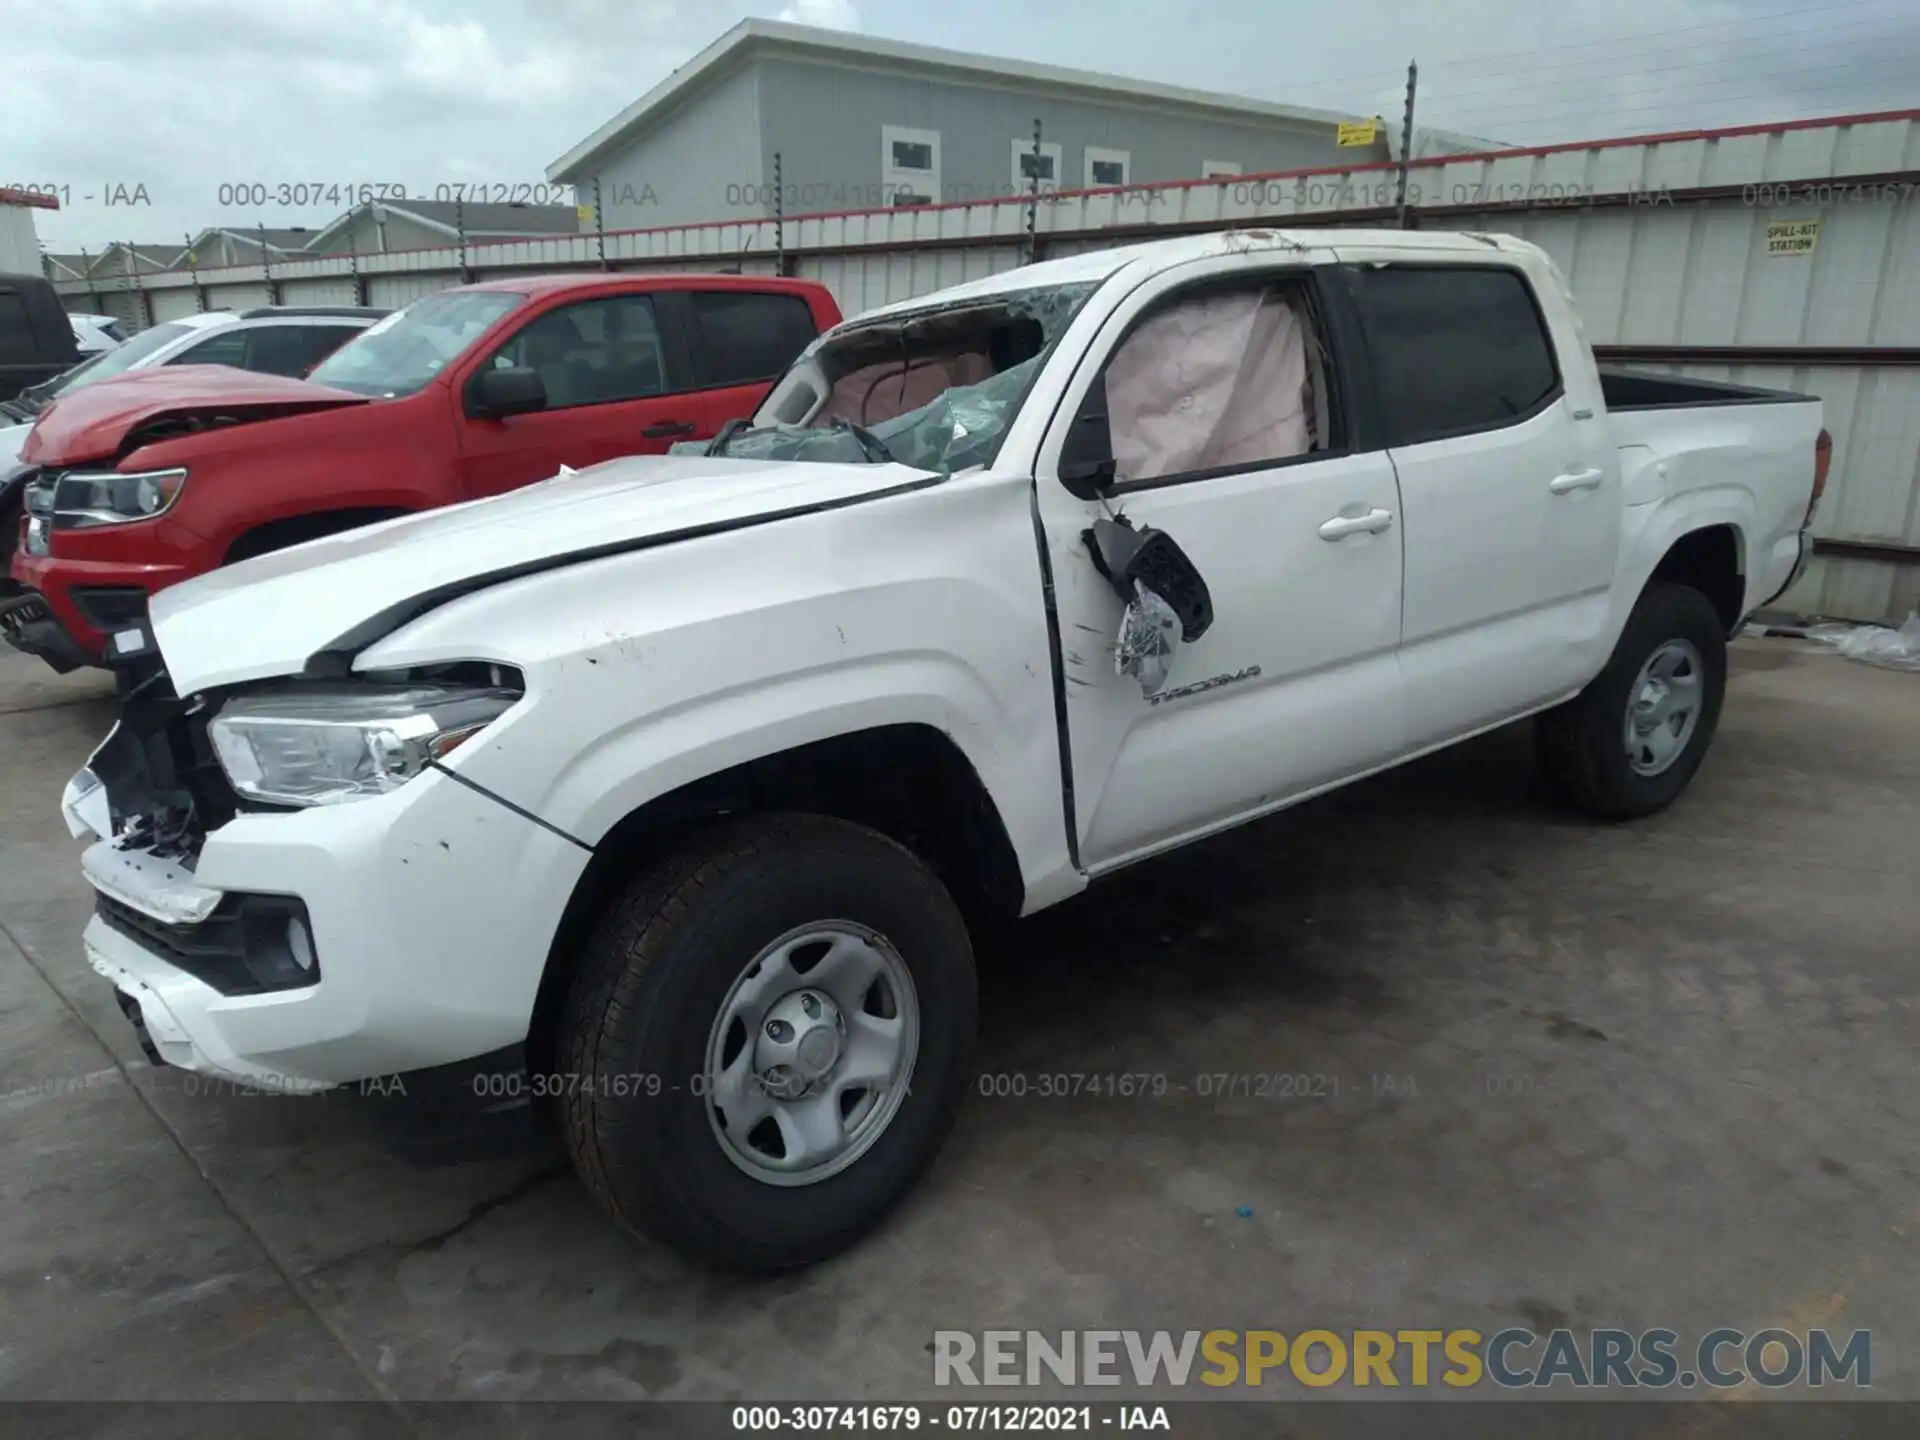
[95,891,318,996]
[0,591,51,640]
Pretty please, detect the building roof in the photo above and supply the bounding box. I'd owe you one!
[184,227,321,256]
[303,199,580,252]
[91,243,188,273]
[41,253,92,281]
[548,19,1383,182]
[0,187,61,211]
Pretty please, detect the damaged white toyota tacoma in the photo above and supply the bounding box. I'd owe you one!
[63,230,1827,1269]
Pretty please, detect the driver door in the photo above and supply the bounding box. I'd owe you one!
[1032,255,1407,871]
[456,292,701,498]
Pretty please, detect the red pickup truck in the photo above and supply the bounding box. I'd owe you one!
[2,272,841,670]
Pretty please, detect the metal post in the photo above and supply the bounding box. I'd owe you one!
[123,241,153,330]
[347,228,367,307]
[1025,118,1043,265]
[773,151,786,276]
[455,197,471,283]
[78,245,100,314]
[1394,61,1419,230]
[258,220,280,305]
[184,232,205,312]
[592,177,609,271]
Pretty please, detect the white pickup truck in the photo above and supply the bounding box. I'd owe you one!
[63,230,1826,1270]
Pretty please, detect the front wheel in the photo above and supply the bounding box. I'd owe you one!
[1536,582,1729,819]
[557,813,977,1270]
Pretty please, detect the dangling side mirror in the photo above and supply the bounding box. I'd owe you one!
[1083,516,1213,697]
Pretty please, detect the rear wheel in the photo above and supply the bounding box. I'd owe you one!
[557,813,977,1270]
[1536,582,1728,819]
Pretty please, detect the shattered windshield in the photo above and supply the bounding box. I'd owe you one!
[701,282,1097,473]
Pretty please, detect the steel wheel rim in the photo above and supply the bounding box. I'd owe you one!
[703,921,920,1187]
[1624,637,1705,776]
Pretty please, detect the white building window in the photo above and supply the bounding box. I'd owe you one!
[1202,160,1242,179]
[1085,147,1131,189]
[1010,138,1064,192]
[882,125,941,204]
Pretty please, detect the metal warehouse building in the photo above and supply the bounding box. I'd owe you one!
[39,95,1920,626]
[546,19,1485,231]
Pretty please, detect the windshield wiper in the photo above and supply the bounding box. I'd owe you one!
[706,417,753,456]
[826,417,896,465]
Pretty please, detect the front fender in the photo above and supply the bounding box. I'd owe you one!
[353,486,1077,907]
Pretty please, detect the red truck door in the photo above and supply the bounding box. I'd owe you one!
[456,291,713,498]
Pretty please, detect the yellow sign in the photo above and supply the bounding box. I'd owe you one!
[1765,218,1820,257]
[1337,119,1382,148]
[576,204,598,225]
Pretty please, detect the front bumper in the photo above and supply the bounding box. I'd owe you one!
[69,759,592,1090]
[9,551,195,667]
[0,589,93,672]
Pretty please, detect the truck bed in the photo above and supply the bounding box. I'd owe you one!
[1598,365,1815,412]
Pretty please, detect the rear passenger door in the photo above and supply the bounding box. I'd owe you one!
[1344,259,1620,748]
[456,292,699,498]
[674,289,823,432]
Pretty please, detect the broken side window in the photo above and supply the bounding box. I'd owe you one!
[721,282,1098,473]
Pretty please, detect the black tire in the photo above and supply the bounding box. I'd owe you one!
[557,812,977,1271]
[1536,582,1728,819]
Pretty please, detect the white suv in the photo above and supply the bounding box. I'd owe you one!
[0,306,387,466]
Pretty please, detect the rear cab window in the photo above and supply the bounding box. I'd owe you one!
[1346,265,1561,445]
[688,290,821,387]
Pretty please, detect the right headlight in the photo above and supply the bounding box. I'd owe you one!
[208,684,519,807]
[53,467,188,528]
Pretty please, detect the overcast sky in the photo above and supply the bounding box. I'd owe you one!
[6,0,1914,250]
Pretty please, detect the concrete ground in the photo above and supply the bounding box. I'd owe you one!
[1,637,1915,1426]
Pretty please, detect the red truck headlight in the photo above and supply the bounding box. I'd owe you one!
[52,467,188,529]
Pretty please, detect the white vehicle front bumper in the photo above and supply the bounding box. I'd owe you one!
[69,762,591,1090]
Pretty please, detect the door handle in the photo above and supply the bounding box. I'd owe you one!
[1549,467,1604,493]
[1318,507,1394,540]
[641,420,697,439]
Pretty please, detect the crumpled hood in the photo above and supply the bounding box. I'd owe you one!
[20,366,368,467]
[149,452,935,691]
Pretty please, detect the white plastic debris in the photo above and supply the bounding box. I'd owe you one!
[1805,611,1920,672]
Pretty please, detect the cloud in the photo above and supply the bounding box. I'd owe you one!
[8,0,1913,250]
[778,0,862,29]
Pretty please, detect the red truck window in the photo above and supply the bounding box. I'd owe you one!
[689,291,819,386]
[485,294,668,409]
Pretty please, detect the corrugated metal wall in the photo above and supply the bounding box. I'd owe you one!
[0,202,41,273]
[49,108,1920,619]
